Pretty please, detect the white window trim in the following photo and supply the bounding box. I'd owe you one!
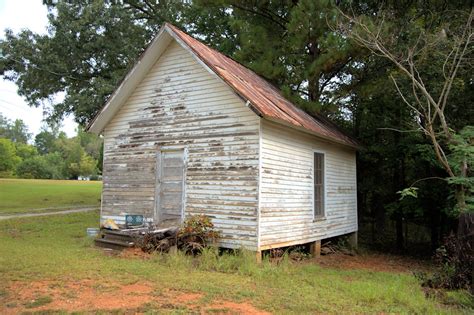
[312,150,327,221]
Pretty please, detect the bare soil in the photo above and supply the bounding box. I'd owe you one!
[317,251,432,273]
[0,251,430,314]
[1,279,270,314]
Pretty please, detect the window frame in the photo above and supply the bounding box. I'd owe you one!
[312,150,326,221]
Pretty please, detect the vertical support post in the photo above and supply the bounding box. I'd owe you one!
[255,250,262,264]
[347,231,358,250]
[310,240,321,258]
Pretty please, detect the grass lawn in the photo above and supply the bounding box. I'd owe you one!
[0,212,471,314]
[0,179,102,215]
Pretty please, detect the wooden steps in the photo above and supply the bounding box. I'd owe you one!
[94,229,136,250]
[94,226,180,251]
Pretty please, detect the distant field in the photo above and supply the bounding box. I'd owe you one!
[0,179,102,215]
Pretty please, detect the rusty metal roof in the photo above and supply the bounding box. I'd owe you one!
[167,23,358,148]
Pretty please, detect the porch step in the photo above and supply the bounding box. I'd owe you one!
[99,229,136,242]
[94,238,135,250]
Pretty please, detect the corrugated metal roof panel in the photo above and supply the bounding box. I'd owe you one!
[166,23,358,148]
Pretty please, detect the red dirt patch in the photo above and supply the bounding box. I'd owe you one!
[0,279,268,314]
[2,280,155,313]
[174,291,204,304]
[119,247,152,259]
[317,252,431,273]
[206,301,271,315]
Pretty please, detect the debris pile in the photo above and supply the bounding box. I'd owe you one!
[95,215,220,255]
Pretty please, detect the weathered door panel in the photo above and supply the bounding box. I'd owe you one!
[155,150,185,225]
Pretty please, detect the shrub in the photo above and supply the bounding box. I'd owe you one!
[177,215,221,254]
[135,215,220,255]
[0,138,20,174]
[16,156,52,179]
[417,213,473,292]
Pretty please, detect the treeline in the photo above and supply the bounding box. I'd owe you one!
[0,114,102,180]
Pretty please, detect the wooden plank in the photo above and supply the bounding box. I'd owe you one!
[310,240,321,258]
[101,40,260,249]
[258,119,357,249]
[154,150,162,222]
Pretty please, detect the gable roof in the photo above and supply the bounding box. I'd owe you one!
[87,23,358,148]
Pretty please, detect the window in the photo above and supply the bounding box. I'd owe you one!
[314,152,325,218]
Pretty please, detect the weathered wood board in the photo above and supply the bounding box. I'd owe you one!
[102,41,260,250]
[100,37,358,252]
[259,120,358,249]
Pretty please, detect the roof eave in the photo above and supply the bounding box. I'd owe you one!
[263,116,360,150]
[86,25,173,134]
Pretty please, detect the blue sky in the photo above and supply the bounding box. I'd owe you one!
[0,0,77,138]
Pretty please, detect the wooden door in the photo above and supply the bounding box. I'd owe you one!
[155,149,185,225]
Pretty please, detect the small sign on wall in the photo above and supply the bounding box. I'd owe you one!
[125,215,144,227]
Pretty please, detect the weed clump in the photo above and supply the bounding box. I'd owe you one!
[178,215,220,254]
[24,295,53,308]
[415,213,473,293]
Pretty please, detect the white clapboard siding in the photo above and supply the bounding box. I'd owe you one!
[259,120,357,249]
[102,40,260,250]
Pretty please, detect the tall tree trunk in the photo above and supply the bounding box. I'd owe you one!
[430,197,441,250]
[308,72,320,102]
[394,107,405,251]
[395,212,404,251]
[374,196,385,241]
[307,40,321,103]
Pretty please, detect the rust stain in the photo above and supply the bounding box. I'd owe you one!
[166,23,359,148]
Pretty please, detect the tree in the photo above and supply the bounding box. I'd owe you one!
[34,125,61,154]
[0,114,31,143]
[1,1,363,125]
[0,138,21,176]
[69,152,97,178]
[0,0,184,125]
[337,6,473,213]
[77,127,103,160]
[15,142,37,160]
[183,0,360,116]
[16,156,53,179]
[54,135,98,179]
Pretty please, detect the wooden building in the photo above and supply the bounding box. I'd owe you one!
[87,23,359,254]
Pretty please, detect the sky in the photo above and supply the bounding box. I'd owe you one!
[0,0,77,138]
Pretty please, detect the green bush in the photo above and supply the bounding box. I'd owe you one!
[0,138,21,175]
[16,156,54,179]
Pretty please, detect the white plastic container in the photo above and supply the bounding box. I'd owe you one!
[86,228,100,237]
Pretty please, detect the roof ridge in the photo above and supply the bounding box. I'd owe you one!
[166,23,358,147]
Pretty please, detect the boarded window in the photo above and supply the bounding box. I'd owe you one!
[314,152,325,218]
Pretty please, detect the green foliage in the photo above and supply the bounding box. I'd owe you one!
[0,0,471,254]
[34,126,60,155]
[14,152,68,180]
[186,0,357,116]
[0,116,101,179]
[14,142,37,160]
[398,187,419,200]
[416,222,474,292]
[16,156,55,179]
[447,126,474,212]
[68,152,97,178]
[0,114,31,143]
[0,0,179,125]
[0,138,20,175]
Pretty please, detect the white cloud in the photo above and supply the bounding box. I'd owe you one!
[0,0,78,139]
